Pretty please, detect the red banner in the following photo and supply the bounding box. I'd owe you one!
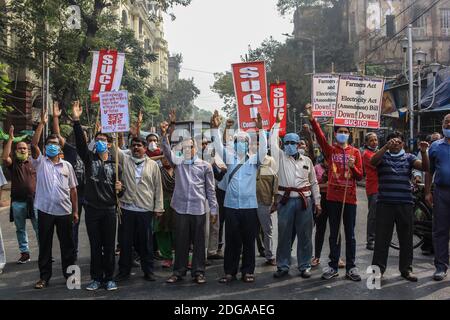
[231,61,271,131]
[89,50,125,103]
[269,82,287,136]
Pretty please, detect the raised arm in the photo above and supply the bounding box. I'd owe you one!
[413,141,430,172]
[52,101,66,148]
[160,121,175,167]
[302,124,316,163]
[370,139,395,167]
[305,103,333,159]
[210,110,225,164]
[31,109,48,159]
[2,125,14,167]
[71,101,90,164]
[153,163,164,214]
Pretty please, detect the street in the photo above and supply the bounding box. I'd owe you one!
[0,187,447,300]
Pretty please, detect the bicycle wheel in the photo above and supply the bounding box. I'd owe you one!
[389,200,431,250]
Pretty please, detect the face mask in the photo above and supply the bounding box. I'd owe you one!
[184,156,197,165]
[336,133,349,144]
[443,128,450,138]
[132,156,145,165]
[388,149,405,157]
[299,148,306,156]
[45,144,60,158]
[284,144,298,156]
[148,142,157,152]
[235,141,247,155]
[15,151,28,161]
[366,145,378,152]
[95,141,108,154]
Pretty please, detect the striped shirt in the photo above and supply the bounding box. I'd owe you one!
[376,152,418,204]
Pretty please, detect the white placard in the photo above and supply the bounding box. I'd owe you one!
[312,74,339,118]
[99,90,130,133]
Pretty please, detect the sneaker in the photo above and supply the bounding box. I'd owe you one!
[264,259,277,266]
[17,252,30,264]
[162,259,173,268]
[105,280,118,291]
[86,280,102,291]
[433,270,447,281]
[321,267,339,280]
[300,269,312,279]
[273,270,289,278]
[345,267,362,282]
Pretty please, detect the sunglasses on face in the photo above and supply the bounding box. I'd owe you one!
[284,141,298,145]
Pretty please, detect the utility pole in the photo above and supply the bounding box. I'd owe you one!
[407,25,414,151]
[312,38,316,75]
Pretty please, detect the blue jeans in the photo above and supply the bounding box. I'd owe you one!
[12,201,38,253]
[276,197,313,272]
[327,201,357,272]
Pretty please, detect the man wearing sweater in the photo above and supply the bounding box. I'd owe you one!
[115,137,164,282]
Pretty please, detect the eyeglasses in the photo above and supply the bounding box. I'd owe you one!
[284,141,298,145]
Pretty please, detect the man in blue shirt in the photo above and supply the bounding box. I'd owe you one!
[211,111,267,284]
[425,114,450,281]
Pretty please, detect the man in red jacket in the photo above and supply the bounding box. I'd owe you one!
[305,104,363,281]
[362,133,379,251]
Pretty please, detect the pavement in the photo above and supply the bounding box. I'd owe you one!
[0,187,448,300]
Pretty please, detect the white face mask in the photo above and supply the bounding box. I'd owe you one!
[299,149,306,156]
[148,142,157,151]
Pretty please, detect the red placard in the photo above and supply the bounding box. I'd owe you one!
[89,50,125,103]
[231,61,271,131]
[269,82,287,136]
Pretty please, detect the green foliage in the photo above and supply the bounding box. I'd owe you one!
[211,72,236,119]
[276,0,339,16]
[0,64,12,120]
[157,78,200,122]
[0,0,190,126]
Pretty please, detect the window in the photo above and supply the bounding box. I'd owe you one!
[121,10,128,27]
[441,9,450,36]
[412,6,427,38]
[139,18,143,36]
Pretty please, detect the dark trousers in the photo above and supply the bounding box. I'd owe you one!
[173,213,206,277]
[85,205,117,282]
[118,209,154,275]
[72,197,84,255]
[372,202,413,274]
[327,201,357,272]
[38,210,75,282]
[224,208,258,276]
[367,193,377,245]
[314,195,329,258]
[256,218,265,256]
[217,189,226,250]
[433,186,450,272]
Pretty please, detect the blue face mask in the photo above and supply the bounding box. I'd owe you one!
[336,133,349,144]
[235,141,248,155]
[388,149,405,157]
[443,128,450,138]
[284,144,298,156]
[95,141,108,154]
[45,144,60,158]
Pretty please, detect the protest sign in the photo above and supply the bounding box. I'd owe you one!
[99,90,130,133]
[89,50,125,103]
[231,61,271,131]
[269,82,287,135]
[334,75,384,129]
[311,74,339,117]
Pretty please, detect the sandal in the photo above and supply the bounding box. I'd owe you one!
[34,279,48,289]
[242,274,255,283]
[311,257,320,267]
[218,274,236,284]
[166,275,182,284]
[194,274,206,284]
